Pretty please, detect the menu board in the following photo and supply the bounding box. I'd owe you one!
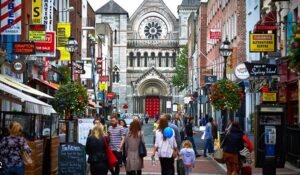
[58,143,86,175]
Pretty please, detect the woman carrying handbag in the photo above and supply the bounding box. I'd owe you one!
[125,120,144,175]
[0,121,32,175]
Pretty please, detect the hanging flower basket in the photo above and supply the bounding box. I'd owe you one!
[209,79,243,111]
[287,22,300,72]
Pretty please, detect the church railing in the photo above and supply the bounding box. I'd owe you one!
[127,39,179,48]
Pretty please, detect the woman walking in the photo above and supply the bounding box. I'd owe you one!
[152,115,178,175]
[86,124,109,175]
[0,121,32,175]
[119,119,128,166]
[222,122,244,175]
[125,120,144,175]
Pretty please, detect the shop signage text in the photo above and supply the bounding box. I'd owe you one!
[13,42,35,54]
[29,24,46,41]
[262,92,277,102]
[210,28,221,39]
[244,62,277,76]
[250,34,275,52]
[235,63,250,80]
[204,76,217,84]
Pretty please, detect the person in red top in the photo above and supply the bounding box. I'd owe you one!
[239,134,253,175]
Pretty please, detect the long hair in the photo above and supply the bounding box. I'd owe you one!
[158,116,169,140]
[9,121,23,136]
[119,119,127,128]
[91,123,104,138]
[129,119,141,138]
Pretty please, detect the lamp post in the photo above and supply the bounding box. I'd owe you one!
[65,36,78,81]
[219,37,232,131]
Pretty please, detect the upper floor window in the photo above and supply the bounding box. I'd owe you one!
[144,52,148,67]
[158,53,162,67]
[112,66,120,83]
[172,53,176,67]
[165,52,169,67]
[137,52,141,67]
[129,52,134,67]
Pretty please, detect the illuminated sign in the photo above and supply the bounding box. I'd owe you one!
[250,34,275,52]
[13,42,35,54]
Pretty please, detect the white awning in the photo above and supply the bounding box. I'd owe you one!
[0,74,53,99]
[0,83,56,115]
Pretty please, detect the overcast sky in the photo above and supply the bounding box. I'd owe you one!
[88,0,182,18]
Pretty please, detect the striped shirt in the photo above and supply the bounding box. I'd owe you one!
[108,125,125,151]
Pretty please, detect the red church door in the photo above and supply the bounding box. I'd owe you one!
[145,96,160,118]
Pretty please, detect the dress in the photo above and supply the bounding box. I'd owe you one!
[125,132,144,172]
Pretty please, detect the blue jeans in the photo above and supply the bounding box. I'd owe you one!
[204,139,214,156]
[186,136,198,155]
[4,163,24,175]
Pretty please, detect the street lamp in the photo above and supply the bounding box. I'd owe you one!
[219,37,232,132]
[65,36,78,81]
[219,37,233,79]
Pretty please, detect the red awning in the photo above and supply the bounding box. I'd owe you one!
[253,20,262,33]
[262,11,277,25]
[34,78,60,90]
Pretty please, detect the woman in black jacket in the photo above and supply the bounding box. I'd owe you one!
[222,122,244,175]
[86,124,108,175]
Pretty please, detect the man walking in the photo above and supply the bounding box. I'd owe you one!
[174,112,185,142]
[185,117,200,157]
[203,117,214,157]
[108,115,126,175]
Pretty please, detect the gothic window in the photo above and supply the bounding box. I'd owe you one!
[172,53,176,67]
[138,17,168,39]
[112,66,120,83]
[151,52,155,66]
[129,52,134,67]
[144,52,148,67]
[158,52,162,67]
[137,52,141,67]
[165,52,169,67]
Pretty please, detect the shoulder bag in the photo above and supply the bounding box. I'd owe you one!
[22,150,33,166]
[213,132,229,164]
[103,136,118,169]
[138,132,147,157]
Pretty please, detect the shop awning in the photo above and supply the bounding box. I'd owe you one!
[0,74,53,99]
[262,11,276,25]
[0,83,56,115]
[33,78,60,90]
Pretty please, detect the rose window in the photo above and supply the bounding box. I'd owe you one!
[144,22,162,39]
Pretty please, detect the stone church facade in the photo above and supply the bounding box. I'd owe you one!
[96,0,199,116]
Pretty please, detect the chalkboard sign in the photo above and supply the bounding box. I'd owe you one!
[59,143,86,175]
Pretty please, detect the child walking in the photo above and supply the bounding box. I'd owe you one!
[180,140,196,175]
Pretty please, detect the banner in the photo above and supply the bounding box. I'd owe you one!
[29,24,46,41]
[32,0,42,24]
[227,47,237,74]
[210,28,221,39]
[35,31,56,57]
[249,34,275,52]
[0,0,22,35]
[99,83,107,91]
[42,0,53,31]
[57,23,71,60]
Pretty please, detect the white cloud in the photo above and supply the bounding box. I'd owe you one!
[88,0,182,18]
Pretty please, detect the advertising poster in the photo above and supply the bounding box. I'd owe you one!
[77,119,94,146]
[29,24,46,41]
[35,31,56,57]
[250,34,275,52]
[57,23,71,60]
[32,0,42,24]
[0,0,22,35]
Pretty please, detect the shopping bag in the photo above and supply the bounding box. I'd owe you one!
[176,159,185,175]
[103,136,118,169]
[213,148,225,163]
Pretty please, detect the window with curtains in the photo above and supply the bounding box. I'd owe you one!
[137,52,141,67]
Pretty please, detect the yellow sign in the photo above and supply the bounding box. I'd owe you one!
[296,34,300,39]
[262,92,277,102]
[260,107,283,113]
[99,83,108,91]
[57,23,71,60]
[250,34,275,52]
[32,0,42,24]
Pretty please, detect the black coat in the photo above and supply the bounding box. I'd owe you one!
[85,136,108,165]
[222,126,244,154]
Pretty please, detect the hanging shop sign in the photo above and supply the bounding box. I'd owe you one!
[35,31,56,57]
[249,34,275,52]
[99,75,109,82]
[201,68,213,75]
[255,25,277,31]
[106,92,115,99]
[234,63,250,80]
[29,24,46,41]
[57,23,71,60]
[123,104,128,110]
[42,0,53,31]
[13,42,35,54]
[32,0,42,24]
[204,76,217,84]
[97,57,103,74]
[209,28,221,39]
[262,92,277,102]
[244,62,277,76]
[11,59,26,74]
[99,83,107,91]
[0,0,22,35]
[69,62,85,74]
